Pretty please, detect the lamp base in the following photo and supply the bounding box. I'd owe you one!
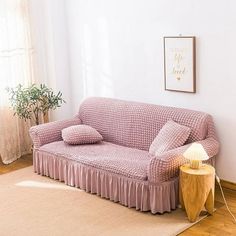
[189,160,202,169]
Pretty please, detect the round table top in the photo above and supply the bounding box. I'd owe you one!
[180,164,215,176]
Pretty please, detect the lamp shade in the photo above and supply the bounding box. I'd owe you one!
[183,143,209,161]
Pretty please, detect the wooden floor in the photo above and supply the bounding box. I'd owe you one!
[1,155,236,235]
[0,154,33,175]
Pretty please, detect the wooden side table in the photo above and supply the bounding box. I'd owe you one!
[179,164,215,222]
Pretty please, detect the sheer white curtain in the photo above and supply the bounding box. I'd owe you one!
[0,0,34,164]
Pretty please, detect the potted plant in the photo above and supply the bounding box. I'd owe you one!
[6,84,65,125]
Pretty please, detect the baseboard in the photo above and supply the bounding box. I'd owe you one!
[219,179,236,191]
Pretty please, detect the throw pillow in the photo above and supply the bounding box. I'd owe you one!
[149,120,191,156]
[62,125,103,145]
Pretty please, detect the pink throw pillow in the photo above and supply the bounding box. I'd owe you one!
[62,125,103,145]
[149,120,191,156]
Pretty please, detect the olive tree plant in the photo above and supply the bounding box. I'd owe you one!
[6,84,65,125]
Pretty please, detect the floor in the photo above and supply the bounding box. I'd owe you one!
[1,155,236,236]
[0,154,33,175]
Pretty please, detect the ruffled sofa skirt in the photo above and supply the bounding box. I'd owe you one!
[33,150,179,214]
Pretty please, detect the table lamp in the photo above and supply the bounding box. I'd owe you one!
[183,143,209,169]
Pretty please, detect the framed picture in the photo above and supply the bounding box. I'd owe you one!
[164,36,196,93]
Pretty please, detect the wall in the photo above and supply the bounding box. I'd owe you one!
[29,0,73,120]
[65,0,236,182]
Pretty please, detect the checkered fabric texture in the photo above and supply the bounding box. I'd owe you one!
[149,120,191,156]
[78,97,212,151]
[29,118,81,149]
[62,125,103,145]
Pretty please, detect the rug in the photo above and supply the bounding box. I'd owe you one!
[0,166,209,236]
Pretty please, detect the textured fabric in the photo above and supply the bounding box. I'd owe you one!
[30,97,219,213]
[33,150,179,214]
[62,125,103,145]
[148,137,219,183]
[29,118,81,149]
[39,141,151,180]
[78,97,214,151]
[149,120,191,156]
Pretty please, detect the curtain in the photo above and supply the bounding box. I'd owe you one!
[0,0,34,164]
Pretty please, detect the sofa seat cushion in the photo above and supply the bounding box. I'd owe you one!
[39,141,151,180]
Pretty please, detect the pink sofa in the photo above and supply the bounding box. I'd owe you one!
[29,97,219,213]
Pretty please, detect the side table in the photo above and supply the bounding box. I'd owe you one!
[179,164,215,222]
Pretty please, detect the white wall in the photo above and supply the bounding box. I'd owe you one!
[65,0,236,182]
[29,0,73,120]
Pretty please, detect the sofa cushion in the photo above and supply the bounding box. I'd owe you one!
[62,125,103,145]
[39,141,151,180]
[149,120,191,156]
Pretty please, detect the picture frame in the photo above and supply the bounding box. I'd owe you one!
[164,36,196,93]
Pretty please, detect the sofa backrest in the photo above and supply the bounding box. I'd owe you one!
[78,97,217,151]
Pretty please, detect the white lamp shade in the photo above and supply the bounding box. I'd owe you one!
[183,143,209,161]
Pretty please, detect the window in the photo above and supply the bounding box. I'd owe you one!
[0,0,34,106]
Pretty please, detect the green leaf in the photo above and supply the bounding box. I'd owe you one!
[6,83,66,125]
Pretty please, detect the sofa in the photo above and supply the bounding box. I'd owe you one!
[29,97,219,214]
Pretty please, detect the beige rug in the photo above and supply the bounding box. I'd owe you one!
[0,167,208,236]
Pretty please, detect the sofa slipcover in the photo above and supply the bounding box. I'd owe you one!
[30,97,219,213]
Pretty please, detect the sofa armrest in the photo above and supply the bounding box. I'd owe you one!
[29,117,82,149]
[147,137,220,183]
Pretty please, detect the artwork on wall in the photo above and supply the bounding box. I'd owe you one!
[164,36,196,93]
